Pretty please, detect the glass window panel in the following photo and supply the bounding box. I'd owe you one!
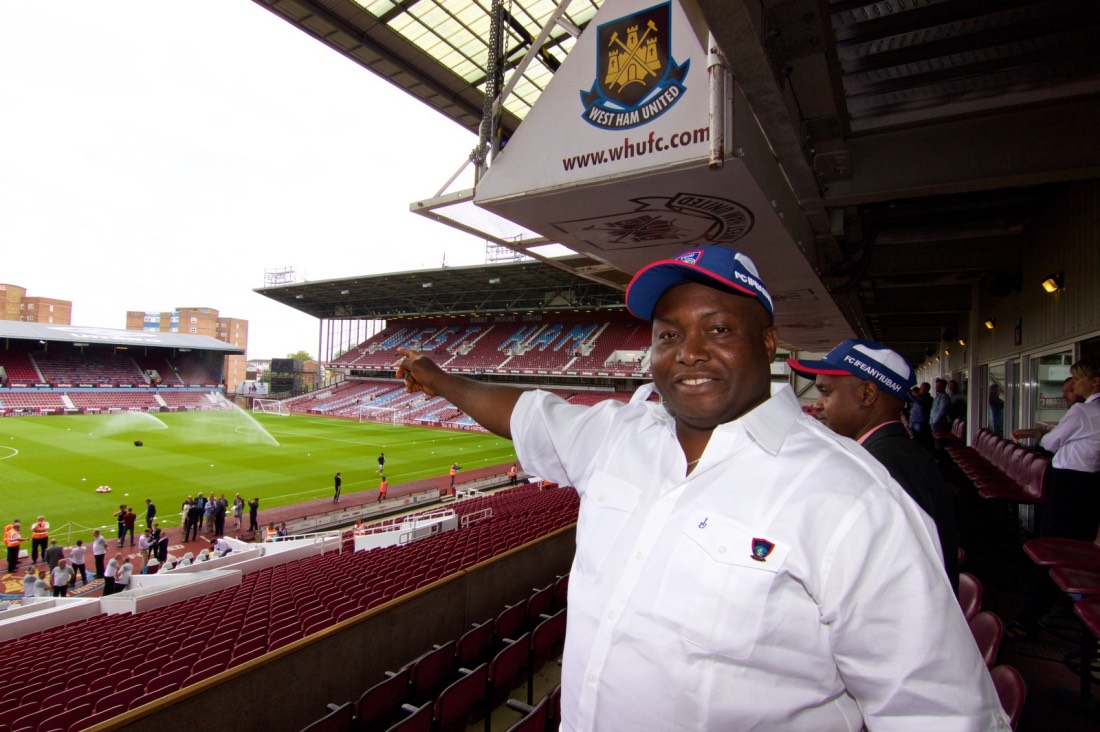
[355,0,396,16]
[1030,350,1074,435]
[985,363,1006,436]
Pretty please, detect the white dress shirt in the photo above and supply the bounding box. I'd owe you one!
[1041,393,1100,472]
[512,383,1008,731]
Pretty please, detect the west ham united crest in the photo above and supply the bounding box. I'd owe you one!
[580,2,689,130]
[550,193,755,251]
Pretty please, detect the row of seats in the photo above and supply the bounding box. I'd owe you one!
[305,579,569,731]
[0,486,579,731]
[945,428,1050,504]
[1022,524,1100,701]
[957,572,1027,729]
[1,350,219,389]
[330,317,651,375]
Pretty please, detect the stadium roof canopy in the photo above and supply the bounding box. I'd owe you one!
[255,255,630,320]
[252,0,1100,364]
[0,321,244,353]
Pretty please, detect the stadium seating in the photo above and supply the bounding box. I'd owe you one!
[0,485,578,731]
[0,350,43,385]
[990,665,1026,730]
[327,314,655,378]
[968,611,1005,669]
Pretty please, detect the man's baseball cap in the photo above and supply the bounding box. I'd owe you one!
[625,245,774,322]
[787,339,916,401]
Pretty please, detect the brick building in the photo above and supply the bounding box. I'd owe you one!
[0,283,72,325]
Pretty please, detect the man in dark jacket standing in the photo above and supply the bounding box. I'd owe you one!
[790,339,959,593]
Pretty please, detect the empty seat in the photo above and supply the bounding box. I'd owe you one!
[72,703,126,731]
[455,620,495,669]
[407,641,456,705]
[355,667,411,732]
[968,611,1004,669]
[990,664,1026,730]
[958,572,982,621]
[487,633,531,729]
[36,702,93,732]
[528,609,567,704]
[496,602,528,646]
[93,685,143,714]
[434,663,487,732]
[526,586,553,629]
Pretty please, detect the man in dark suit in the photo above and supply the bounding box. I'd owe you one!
[789,339,959,593]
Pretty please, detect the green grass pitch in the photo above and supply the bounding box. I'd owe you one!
[0,410,517,544]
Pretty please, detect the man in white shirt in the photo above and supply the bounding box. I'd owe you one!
[114,556,133,593]
[396,245,1008,730]
[103,554,120,596]
[51,559,74,597]
[69,540,88,587]
[22,567,36,605]
[91,530,108,579]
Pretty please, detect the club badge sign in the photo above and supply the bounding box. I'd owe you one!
[551,193,754,251]
[580,2,690,130]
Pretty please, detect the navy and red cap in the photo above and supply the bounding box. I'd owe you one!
[787,339,916,401]
[625,245,775,322]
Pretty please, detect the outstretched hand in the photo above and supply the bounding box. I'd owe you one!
[396,347,439,397]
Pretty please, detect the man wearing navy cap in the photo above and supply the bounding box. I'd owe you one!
[789,339,959,592]
[396,245,1005,730]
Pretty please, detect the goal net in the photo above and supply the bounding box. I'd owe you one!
[358,405,399,425]
[253,398,290,416]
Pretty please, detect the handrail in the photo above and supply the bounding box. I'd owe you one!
[459,507,493,529]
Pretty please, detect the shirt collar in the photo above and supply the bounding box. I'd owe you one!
[1086,393,1100,404]
[857,419,900,445]
[633,382,800,456]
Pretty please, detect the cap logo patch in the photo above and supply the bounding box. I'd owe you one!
[751,538,775,562]
[676,250,703,265]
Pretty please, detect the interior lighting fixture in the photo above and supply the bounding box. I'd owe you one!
[958,338,966,347]
[1041,272,1064,293]
[984,319,996,330]
[340,289,350,295]
[422,282,433,288]
[488,277,501,284]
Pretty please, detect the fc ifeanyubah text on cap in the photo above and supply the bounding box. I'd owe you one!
[625,245,775,322]
[787,339,916,401]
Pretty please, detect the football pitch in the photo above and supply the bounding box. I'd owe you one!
[0,410,517,544]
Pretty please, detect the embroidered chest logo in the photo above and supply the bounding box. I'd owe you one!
[751,538,775,562]
[580,2,689,130]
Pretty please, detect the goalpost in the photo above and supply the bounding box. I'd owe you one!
[358,405,399,425]
[253,398,291,416]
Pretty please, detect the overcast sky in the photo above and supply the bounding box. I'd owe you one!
[0,2,487,359]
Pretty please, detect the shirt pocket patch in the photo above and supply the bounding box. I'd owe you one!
[575,471,640,575]
[653,514,788,660]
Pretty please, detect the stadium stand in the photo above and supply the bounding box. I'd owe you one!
[134,355,186,386]
[329,314,653,379]
[0,485,578,730]
[0,350,43,385]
